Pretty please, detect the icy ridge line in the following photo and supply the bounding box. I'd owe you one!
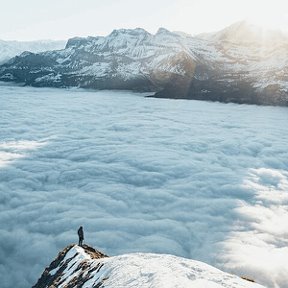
[32,244,265,288]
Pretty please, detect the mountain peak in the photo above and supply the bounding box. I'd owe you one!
[65,36,93,48]
[109,27,150,37]
[32,244,264,288]
[32,244,108,288]
[156,27,171,35]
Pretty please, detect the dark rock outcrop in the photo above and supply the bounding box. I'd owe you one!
[32,244,107,288]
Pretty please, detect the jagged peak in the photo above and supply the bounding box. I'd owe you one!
[18,51,35,57]
[108,27,150,37]
[32,244,108,288]
[65,36,91,48]
[156,27,171,35]
[155,27,181,39]
[65,28,151,49]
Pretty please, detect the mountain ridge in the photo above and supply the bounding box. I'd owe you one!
[32,244,265,288]
[0,22,287,106]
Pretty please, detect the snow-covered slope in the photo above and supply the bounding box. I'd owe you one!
[0,22,287,106]
[0,39,66,64]
[33,245,265,288]
[0,28,198,90]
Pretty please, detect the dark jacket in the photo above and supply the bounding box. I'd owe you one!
[78,227,84,240]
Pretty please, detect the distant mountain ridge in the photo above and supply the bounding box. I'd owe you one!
[0,21,288,106]
[0,39,66,64]
[32,244,264,288]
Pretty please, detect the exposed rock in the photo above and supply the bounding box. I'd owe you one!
[32,245,107,288]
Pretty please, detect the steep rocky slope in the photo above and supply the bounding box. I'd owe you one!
[0,21,287,106]
[32,244,265,288]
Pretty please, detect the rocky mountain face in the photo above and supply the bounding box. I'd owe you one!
[0,39,66,64]
[32,245,108,288]
[1,21,288,106]
[32,244,264,288]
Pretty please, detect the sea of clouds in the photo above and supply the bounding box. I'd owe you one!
[0,85,288,288]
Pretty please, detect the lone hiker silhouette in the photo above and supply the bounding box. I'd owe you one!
[78,226,84,246]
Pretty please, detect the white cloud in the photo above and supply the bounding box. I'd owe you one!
[0,86,288,287]
[219,168,288,287]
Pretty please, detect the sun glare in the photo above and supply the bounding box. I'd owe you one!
[247,13,288,32]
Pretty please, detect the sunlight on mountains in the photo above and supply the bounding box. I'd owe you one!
[247,13,288,33]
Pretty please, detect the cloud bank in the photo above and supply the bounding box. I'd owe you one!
[0,86,288,288]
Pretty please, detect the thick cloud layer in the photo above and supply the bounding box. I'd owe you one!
[0,85,288,288]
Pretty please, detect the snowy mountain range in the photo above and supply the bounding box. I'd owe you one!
[0,39,66,64]
[1,21,288,106]
[32,244,265,288]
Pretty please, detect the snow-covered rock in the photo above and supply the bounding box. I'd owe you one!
[0,22,287,106]
[32,244,265,288]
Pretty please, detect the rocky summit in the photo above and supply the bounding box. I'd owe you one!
[1,21,288,106]
[32,244,265,288]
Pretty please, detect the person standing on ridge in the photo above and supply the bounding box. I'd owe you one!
[78,226,84,246]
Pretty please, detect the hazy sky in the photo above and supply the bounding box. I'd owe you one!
[1,0,288,41]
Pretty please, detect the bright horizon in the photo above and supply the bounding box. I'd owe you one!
[1,0,288,41]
